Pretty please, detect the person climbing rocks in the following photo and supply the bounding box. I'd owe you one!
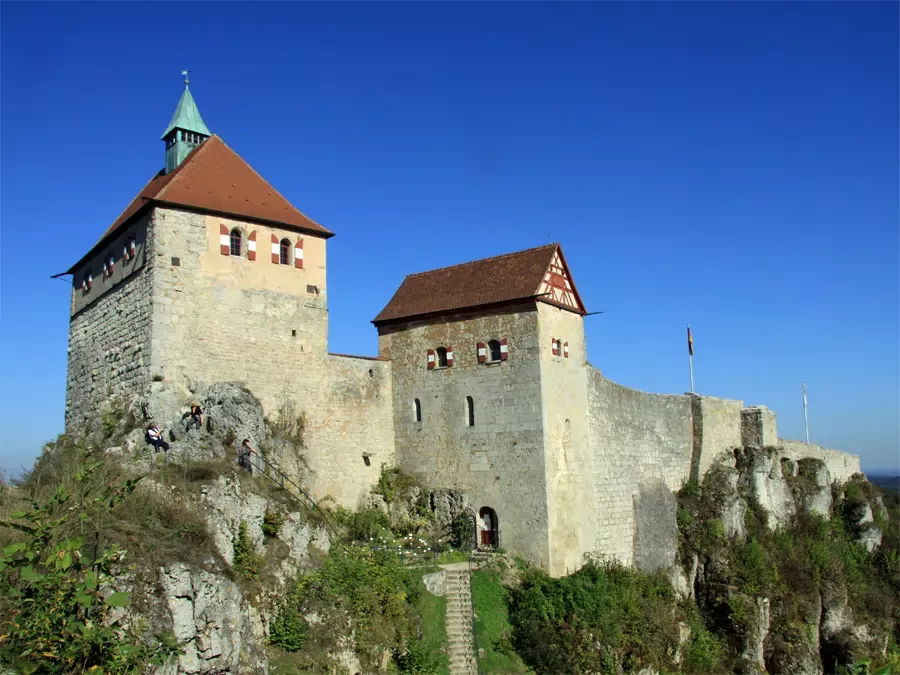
[145,424,169,454]
[238,439,256,474]
[185,402,203,431]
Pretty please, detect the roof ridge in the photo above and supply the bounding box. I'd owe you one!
[405,243,558,279]
[154,134,217,200]
[213,136,330,233]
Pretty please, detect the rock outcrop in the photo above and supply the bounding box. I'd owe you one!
[155,563,267,675]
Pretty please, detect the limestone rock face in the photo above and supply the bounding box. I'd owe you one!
[740,449,796,529]
[797,458,833,517]
[720,469,747,538]
[740,597,770,673]
[200,381,266,450]
[198,475,329,582]
[155,563,267,675]
[764,594,822,675]
[857,525,883,553]
[430,489,471,530]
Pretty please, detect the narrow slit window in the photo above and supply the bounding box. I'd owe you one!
[466,396,475,427]
[436,347,447,368]
[414,398,422,423]
[230,229,242,257]
[280,238,291,265]
[488,340,502,362]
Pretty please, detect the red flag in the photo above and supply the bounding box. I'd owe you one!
[687,326,694,356]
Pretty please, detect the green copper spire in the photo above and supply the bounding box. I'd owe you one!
[162,70,211,173]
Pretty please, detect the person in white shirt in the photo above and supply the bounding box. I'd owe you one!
[145,424,169,453]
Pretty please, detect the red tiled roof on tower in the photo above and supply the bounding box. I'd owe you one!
[65,135,332,274]
[373,243,586,326]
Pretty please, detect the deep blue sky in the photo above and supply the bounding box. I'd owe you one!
[1,2,897,474]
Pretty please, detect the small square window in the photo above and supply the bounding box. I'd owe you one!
[171,257,181,267]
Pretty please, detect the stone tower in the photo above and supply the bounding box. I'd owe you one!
[59,77,394,507]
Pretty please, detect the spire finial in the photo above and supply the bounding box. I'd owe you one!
[181,69,190,86]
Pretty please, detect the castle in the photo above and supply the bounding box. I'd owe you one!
[60,80,861,576]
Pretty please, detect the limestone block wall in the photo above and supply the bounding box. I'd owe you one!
[689,394,745,481]
[586,371,693,566]
[148,207,392,506]
[309,354,395,508]
[536,302,590,576]
[778,439,861,483]
[379,304,552,569]
[741,405,778,448]
[65,213,154,428]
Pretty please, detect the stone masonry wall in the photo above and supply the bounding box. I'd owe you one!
[536,302,590,576]
[313,354,394,508]
[148,207,392,507]
[778,439,861,483]
[65,212,154,428]
[586,371,693,566]
[379,304,552,570]
[690,394,745,481]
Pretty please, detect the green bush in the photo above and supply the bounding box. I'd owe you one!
[0,462,179,674]
[682,610,728,673]
[262,507,286,538]
[232,520,263,579]
[373,465,420,504]
[346,507,391,542]
[268,601,308,652]
[508,560,676,673]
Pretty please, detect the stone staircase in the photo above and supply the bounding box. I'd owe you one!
[443,566,478,675]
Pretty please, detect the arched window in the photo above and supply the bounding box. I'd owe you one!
[436,347,448,368]
[466,396,475,427]
[230,229,242,257]
[488,340,502,362]
[414,398,422,423]
[280,238,291,265]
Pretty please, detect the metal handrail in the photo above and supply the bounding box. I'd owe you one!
[248,451,342,541]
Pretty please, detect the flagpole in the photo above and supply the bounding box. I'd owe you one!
[802,381,809,443]
[687,325,695,394]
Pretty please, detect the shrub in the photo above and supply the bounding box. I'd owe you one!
[232,520,263,579]
[373,465,419,504]
[268,600,308,652]
[0,462,179,673]
[508,560,677,673]
[262,507,286,538]
[682,612,728,673]
[345,507,391,542]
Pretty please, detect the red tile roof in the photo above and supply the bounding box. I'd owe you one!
[373,244,574,325]
[66,135,332,273]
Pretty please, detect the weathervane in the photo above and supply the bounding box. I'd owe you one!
[182,69,190,86]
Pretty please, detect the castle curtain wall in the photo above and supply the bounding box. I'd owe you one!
[380,305,553,569]
[586,370,693,567]
[65,212,154,428]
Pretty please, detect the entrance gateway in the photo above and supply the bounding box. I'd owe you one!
[478,506,499,548]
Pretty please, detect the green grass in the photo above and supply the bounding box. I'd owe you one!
[471,570,531,674]
[435,549,469,565]
[413,571,450,675]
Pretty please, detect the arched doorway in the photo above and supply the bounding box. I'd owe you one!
[478,506,499,549]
